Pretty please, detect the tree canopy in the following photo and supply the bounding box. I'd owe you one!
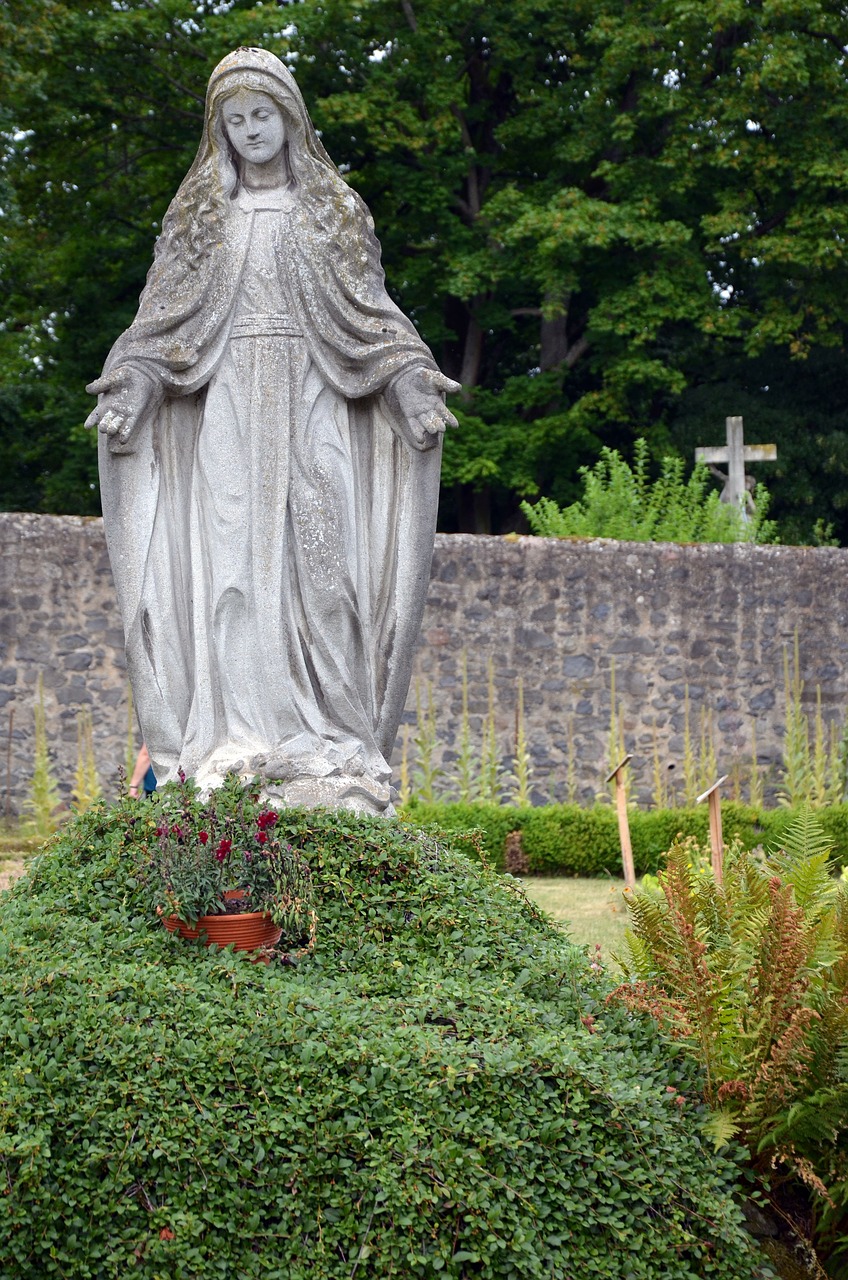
[2,0,848,537]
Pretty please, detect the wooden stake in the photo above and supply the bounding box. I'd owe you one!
[696,774,728,885]
[606,753,635,889]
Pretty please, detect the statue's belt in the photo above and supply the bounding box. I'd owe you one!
[231,313,304,338]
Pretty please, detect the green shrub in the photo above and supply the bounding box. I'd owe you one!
[520,805,621,875]
[402,800,518,868]
[521,438,778,545]
[0,794,771,1279]
[405,801,848,878]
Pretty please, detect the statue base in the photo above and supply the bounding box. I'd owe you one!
[191,746,396,816]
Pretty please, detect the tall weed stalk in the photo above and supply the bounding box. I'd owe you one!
[698,706,718,794]
[748,721,763,809]
[398,726,411,807]
[26,674,61,839]
[651,721,668,809]
[478,658,503,803]
[682,686,698,807]
[828,721,843,806]
[811,687,829,809]
[565,713,577,805]
[509,678,533,806]
[780,631,811,806]
[72,707,101,813]
[605,661,631,803]
[453,651,477,803]
[413,679,441,804]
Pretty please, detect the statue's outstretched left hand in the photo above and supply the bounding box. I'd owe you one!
[386,367,461,451]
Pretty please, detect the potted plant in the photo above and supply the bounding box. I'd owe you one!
[144,771,314,958]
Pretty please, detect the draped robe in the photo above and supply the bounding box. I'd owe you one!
[99,179,443,810]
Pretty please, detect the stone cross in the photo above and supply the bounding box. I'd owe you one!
[695,416,776,514]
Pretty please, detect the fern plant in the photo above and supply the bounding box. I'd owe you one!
[609,809,848,1257]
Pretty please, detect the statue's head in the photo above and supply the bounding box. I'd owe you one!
[203,48,319,194]
[160,48,367,266]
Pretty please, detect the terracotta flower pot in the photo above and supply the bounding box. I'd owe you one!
[160,891,281,955]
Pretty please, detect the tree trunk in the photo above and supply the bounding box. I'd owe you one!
[540,313,569,372]
[459,310,484,398]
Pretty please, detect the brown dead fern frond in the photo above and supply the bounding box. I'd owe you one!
[605,980,694,1041]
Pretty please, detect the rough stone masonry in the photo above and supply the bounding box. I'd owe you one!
[2,512,847,816]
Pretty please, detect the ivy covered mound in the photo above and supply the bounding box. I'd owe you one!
[0,800,769,1280]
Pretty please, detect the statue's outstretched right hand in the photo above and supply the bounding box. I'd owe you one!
[85,365,162,450]
[385,366,461,451]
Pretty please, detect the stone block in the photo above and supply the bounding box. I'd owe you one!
[515,627,554,650]
[63,653,93,671]
[562,655,594,678]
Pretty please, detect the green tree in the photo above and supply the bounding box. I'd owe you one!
[3,1,848,536]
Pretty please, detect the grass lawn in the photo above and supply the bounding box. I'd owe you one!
[519,876,632,965]
[0,858,25,891]
[0,831,42,892]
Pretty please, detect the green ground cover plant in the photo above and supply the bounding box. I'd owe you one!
[404,799,848,877]
[610,812,848,1273]
[0,788,772,1279]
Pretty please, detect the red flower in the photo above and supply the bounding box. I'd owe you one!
[170,824,185,840]
[257,810,278,831]
[198,830,209,845]
[215,838,232,862]
[256,831,268,845]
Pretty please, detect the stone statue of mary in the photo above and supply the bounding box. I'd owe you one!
[86,47,458,813]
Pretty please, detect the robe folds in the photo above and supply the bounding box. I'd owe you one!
[99,176,443,809]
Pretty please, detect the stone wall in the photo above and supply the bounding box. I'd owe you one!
[414,534,848,806]
[2,512,847,817]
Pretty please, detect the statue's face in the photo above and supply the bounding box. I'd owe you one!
[222,89,285,165]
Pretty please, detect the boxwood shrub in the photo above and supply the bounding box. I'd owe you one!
[405,800,848,876]
[0,796,772,1279]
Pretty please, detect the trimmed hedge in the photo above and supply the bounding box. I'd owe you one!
[403,800,848,876]
[0,797,771,1279]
